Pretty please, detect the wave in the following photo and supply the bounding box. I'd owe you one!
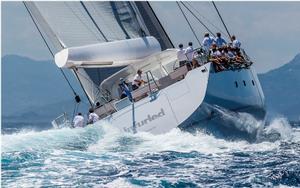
[2,116,299,155]
[1,123,107,153]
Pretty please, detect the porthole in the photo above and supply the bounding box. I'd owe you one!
[243,80,246,86]
[235,81,238,88]
[252,80,255,86]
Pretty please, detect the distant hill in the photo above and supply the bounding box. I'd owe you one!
[258,53,300,120]
[1,55,88,126]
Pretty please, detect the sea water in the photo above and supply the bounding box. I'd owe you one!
[2,117,300,187]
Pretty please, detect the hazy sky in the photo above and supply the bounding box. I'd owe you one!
[2,1,300,73]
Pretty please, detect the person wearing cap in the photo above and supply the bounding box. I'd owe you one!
[132,69,147,91]
[177,43,188,67]
[202,32,214,52]
[119,78,130,99]
[73,112,84,128]
[214,32,227,48]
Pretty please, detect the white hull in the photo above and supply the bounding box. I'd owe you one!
[100,64,211,134]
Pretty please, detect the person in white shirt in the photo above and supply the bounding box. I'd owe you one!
[184,42,197,69]
[202,32,215,52]
[177,44,188,67]
[214,32,227,48]
[132,69,147,90]
[231,35,241,49]
[73,112,84,128]
[88,108,99,124]
[184,42,194,61]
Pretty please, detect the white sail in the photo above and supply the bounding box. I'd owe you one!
[24,1,173,104]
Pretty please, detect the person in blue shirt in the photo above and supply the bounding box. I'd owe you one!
[214,32,227,48]
[119,78,130,99]
[202,32,214,52]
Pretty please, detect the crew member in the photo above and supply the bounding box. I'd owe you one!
[231,35,241,49]
[185,42,197,69]
[202,32,214,52]
[132,69,147,90]
[177,43,188,67]
[209,44,225,72]
[214,32,227,48]
[73,112,84,128]
[184,42,194,61]
[119,78,130,99]
[88,108,99,124]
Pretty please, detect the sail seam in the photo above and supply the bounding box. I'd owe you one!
[80,1,109,42]
[64,2,102,42]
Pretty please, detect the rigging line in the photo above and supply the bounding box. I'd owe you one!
[79,1,110,87]
[147,2,174,48]
[212,1,232,40]
[64,2,102,41]
[75,69,111,105]
[176,2,202,47]
[75,70,104,96]
[74,69,101,99]
[185,2,227,37]
[181,2,216,38]
[72,68,93,106]
[23,2,54,57]
[23,2,78,96]
[80,1,109,42]
[91,2,121,40]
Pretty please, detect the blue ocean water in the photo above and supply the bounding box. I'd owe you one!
[1,118,300,187]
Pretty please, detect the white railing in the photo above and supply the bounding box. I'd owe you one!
[51,112,72,129]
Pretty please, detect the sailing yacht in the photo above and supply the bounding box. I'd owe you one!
[24,2,265,134]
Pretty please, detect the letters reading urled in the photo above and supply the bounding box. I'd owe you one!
[123,108,165,132]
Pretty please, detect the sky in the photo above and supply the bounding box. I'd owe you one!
[2,1,300,73]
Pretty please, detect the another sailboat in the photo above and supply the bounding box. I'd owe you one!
[24,1,265,134]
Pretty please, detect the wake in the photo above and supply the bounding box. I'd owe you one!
[2,114,299,155]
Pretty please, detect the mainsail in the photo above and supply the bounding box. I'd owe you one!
[24,1,173,104]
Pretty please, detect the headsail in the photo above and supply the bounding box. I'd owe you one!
[24,1,173,104]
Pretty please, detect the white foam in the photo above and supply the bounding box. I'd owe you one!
[101,178,139,188]
[265,118,293,140]
[88,126,280,155]
[2,116,297,156]
[213,105,263,134]
[1,122,109,152]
